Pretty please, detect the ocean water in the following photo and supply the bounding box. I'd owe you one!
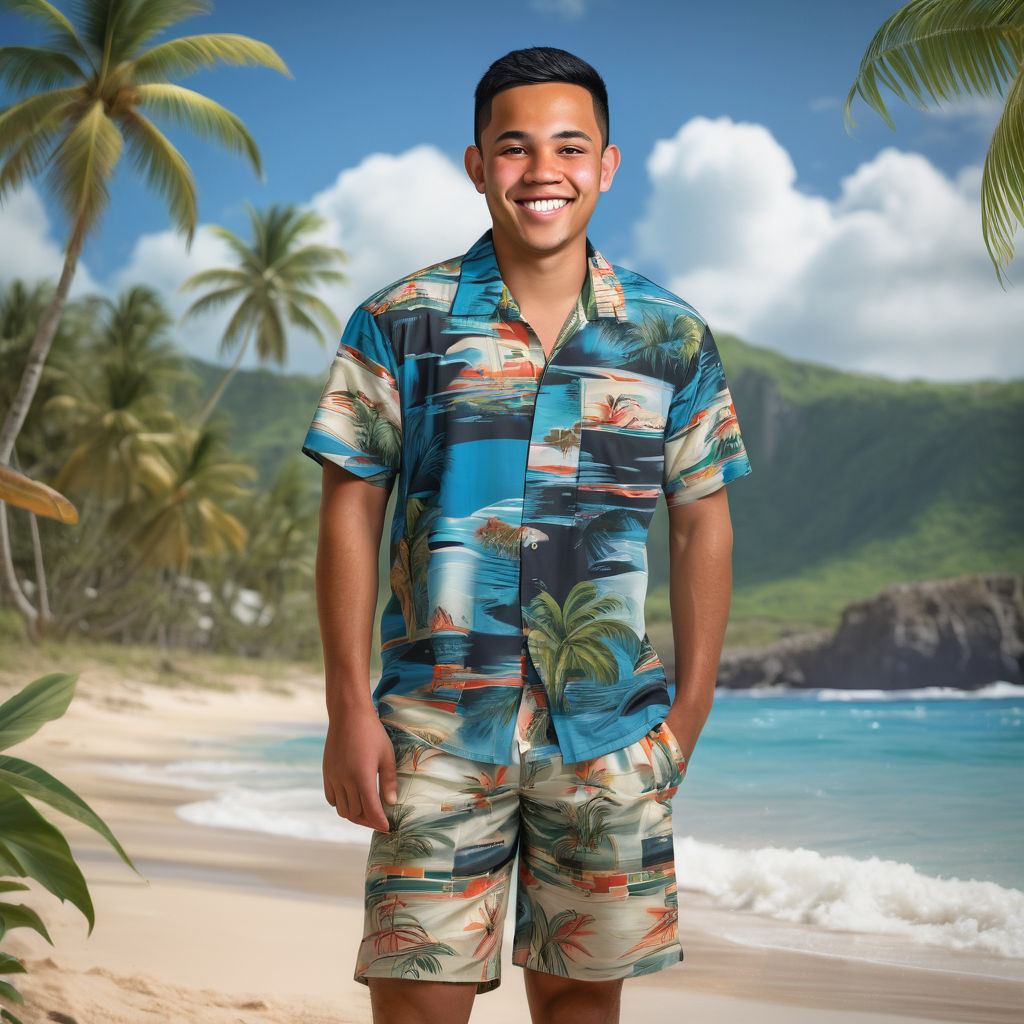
[110,683,1024,970]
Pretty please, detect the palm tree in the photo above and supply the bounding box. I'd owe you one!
[846,0,1024,281]
[0,0,290,468]
[524,581,641,711]
[106,423,253,573]
[179,202,347,425]
[44,286,184,503]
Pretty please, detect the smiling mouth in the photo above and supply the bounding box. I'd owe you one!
[517,198,570,213]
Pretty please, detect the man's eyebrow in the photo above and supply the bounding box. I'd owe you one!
[493,129,594,144]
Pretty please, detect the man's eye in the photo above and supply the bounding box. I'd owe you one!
[502,146,526,155]
[561,147,584,155]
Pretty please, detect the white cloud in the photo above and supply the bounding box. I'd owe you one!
[305,144,488,367]
[633,116,1024,381]
[112,224,234,368]
[113,145,488,375]
[0,183,100,297]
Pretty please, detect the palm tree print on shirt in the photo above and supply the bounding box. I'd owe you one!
[604,311,704,376]
[524,581,640,711]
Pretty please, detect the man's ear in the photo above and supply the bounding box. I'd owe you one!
[464,146,486,194]
[599,143,621,192]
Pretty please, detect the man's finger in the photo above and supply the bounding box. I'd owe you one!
[359,784,389,832]
[379,751,398,807]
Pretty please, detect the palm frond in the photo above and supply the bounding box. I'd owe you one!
[217,295,256,355]
[0,86,78,155]
[284,298,331,343]
[844,0,1024,131]
[0,44,83,91]
[178,266,247,292]
[1,0,93,67]
[48,97,122,231]
[254,298,286,364]
[0,99,68,195]
[180,285,246,321]
[981,60,1024,278]
[135,82,261,177]
[112,0,213,57]
[119,109,197,241]
[129,32,290,83]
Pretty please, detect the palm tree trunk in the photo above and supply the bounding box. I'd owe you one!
[0,216,87,466]
[196,322,254,427]
[0,500,37,637]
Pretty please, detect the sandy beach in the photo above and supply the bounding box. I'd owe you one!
[3,654,1022,1024]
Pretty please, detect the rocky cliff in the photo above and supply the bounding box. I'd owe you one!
[716,573,1024,691]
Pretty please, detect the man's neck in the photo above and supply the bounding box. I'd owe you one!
[491,234,588,356]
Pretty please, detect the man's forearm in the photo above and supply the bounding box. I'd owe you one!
[666,488,734,756]
[315,463,391,720]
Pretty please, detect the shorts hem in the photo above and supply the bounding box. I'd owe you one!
[355,968,502,994]
[510,943,684,982]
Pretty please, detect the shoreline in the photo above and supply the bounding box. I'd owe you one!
[3,664,1023,1023]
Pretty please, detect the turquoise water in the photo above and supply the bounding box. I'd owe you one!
[117,683,1024,961]
[676,687,1024,890]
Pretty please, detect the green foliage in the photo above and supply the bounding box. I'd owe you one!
[179,202,347,426]
[845,0,1024,280]
[0,0,290,242]
[644,334,1024,638]
[0,672,139,1018]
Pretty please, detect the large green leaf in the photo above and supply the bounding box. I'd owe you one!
[0,981,22,1005]
[48,97,123,232]
[0,885,28,896]
[128,32,290,83]
[0,780,93,932]
[981,58,1024,275]
[0,674,77,753]
[845,0,1024,279]
[1,1006,25,1024]
[0,955,24,977]
[0,901,52,943]
[0,755,139,873]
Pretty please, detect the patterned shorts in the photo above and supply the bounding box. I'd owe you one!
[354,679,688,992]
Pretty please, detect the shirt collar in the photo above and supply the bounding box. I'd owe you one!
[451,230,627,323]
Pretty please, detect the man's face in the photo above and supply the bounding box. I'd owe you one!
[465,82,620,261]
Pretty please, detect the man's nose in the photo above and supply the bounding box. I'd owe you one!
[523,149,562,183]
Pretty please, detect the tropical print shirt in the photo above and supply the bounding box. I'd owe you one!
[302,230,752,765]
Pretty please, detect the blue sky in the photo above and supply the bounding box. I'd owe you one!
[1,0,1019,381]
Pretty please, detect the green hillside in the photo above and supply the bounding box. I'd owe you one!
[179,339,1024,648]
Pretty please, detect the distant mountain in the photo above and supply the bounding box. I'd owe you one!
[177,336,1024,641]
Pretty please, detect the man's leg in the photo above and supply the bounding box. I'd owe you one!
[512,723,686,1024]
[368,978,477,1024]
[523,970,623,1024]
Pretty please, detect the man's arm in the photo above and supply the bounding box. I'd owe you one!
[663,485,734,766]
[316,459,396,832]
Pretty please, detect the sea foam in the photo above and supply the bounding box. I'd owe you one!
[674,835,1024,959]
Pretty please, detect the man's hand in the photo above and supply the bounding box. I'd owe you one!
[323,708,398,833]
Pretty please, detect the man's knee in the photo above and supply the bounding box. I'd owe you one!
[524,969,623,1024]
[367,977,476,1024]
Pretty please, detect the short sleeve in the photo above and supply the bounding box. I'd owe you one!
[662,326,751,506]
[301,305,402,488]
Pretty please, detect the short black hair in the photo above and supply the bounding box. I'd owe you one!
[474,47,609,150]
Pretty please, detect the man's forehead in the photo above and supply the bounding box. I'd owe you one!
[484,82,601,138]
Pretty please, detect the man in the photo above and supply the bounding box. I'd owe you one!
[302,47,751,1024]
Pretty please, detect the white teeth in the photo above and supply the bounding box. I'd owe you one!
[522,198,569,212]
